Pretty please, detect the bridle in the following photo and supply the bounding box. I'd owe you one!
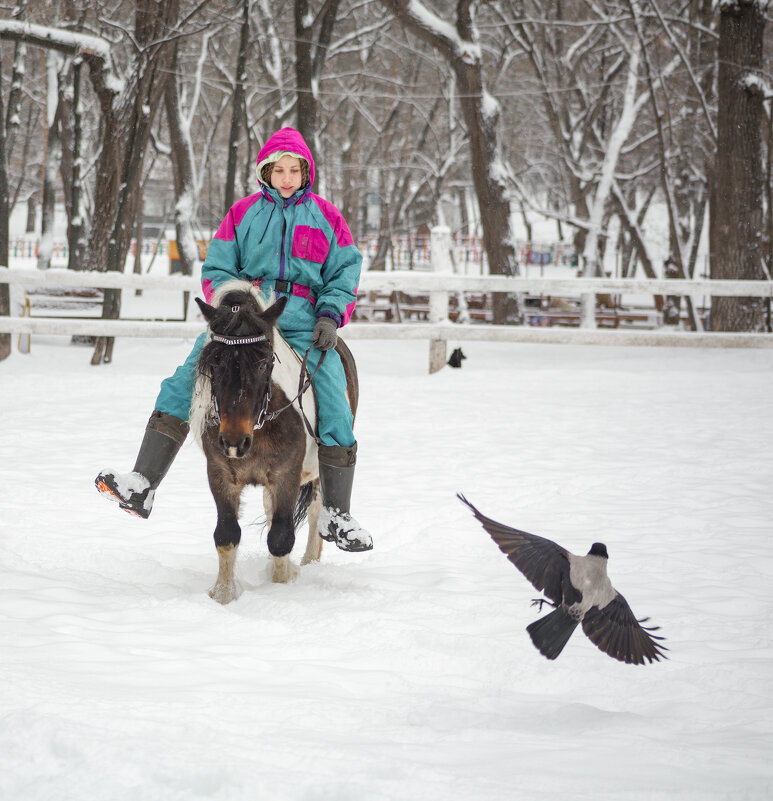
[207,322,325,441]
[211,333,268,346]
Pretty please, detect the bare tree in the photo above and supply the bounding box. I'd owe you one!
[710,0,768,331]
[503,2,724,326]
[3,0,770,357]
[0,16,118,361]
[4,0,28,159]
[87,0,182,365]
[3,1,41,244]
[380,0,521,322]
[224,0,250,213]
[165,40,199,285]
[163,22,230,288]
[37,49,65,271]
[66,58,86,270]
[0,52,11,361]
[626,0,716,330]
[295,0,341,151]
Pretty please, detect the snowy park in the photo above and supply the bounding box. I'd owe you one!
[2,2,773,796]
[2,327,772,800]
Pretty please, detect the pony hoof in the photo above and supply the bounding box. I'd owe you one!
[269,556,299,584]
[208,580,242,605]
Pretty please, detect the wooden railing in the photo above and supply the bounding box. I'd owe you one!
[1,265,772,371]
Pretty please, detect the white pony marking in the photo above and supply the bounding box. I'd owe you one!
[209,544,242,604]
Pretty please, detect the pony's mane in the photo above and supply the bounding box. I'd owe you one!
[211,280,268,312]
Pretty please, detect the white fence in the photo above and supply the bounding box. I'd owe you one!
[1,265,773,372]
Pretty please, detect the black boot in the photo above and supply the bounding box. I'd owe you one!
[318,443,373,552]
[96,411,189,519]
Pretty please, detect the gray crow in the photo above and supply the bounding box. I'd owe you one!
[458,494,667,665]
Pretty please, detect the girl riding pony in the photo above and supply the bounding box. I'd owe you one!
[96,127,372,553]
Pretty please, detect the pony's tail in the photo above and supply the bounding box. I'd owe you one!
[293,481,314,527]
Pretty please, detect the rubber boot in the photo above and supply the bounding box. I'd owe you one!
[95,411,189,519]
[317,443,373,552]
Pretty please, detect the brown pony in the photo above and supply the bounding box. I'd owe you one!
[191,282,358,603]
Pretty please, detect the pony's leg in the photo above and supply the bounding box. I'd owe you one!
[211,542,241,604]
[262,486,274,524]
[263,482,300,583]
[301,479,323,565]
[264,478,298,558]
[209,477,244,604]
[268,555,299,584]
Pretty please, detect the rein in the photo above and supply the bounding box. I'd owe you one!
[257,347,326,443]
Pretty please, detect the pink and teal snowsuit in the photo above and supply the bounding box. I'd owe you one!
[154,128,360,447]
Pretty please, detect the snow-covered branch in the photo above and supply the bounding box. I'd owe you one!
[0,19,122,96]
[379,0,481,64]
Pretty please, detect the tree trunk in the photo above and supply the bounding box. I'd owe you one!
[452,48,520,321]
[134,191,144,281]
[165,41,199,319]
[340,108,362,239]
[0,55,11,361]
[4,0,28,161]
[68,59,84,271]
[295,0,339,189]
[38,51,63,271]
[710,0,767,331]
[369,178,391,271]
[295,0,316,143]
[26,195,36,233]
[224,0,249,214]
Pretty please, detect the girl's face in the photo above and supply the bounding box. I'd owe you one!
[270,155,303,198]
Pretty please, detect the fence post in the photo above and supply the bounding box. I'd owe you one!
[429,226,451,373]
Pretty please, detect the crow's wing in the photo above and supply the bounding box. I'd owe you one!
[458,494,572,605]
[581,592,668,665]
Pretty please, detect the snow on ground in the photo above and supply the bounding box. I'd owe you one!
[1,331,772,800]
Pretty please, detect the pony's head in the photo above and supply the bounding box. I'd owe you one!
[195,290,287,458]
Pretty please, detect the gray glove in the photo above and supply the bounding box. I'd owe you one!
[312,316,338,351]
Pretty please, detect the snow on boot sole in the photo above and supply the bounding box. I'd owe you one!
[318,507,373,552]
[95,471,155,519]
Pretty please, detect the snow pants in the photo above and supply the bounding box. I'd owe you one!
[154,291,355,448]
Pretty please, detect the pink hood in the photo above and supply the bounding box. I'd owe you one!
[256,127,315,189]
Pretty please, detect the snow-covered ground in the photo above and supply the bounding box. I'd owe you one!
[1,329,772,800]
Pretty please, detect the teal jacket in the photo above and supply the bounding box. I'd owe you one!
[156,128,359,446]
[201,127,361,327]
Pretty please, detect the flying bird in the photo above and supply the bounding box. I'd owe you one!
[458,494,667,665]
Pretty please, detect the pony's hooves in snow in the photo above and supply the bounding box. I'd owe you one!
[209,580,242,605]
[269,555,299,584]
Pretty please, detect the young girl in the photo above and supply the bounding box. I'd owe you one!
[96,127,372,553]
